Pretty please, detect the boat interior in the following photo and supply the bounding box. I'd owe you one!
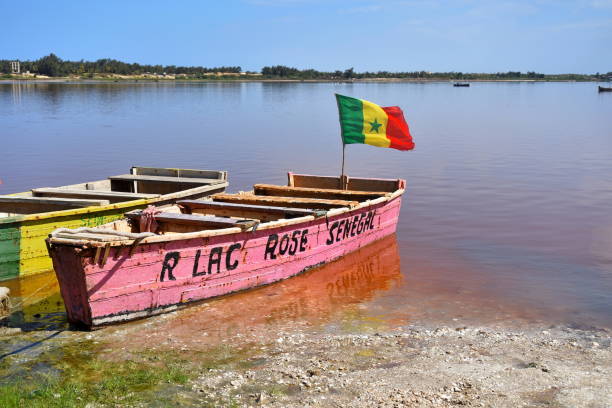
[0,167,227,218]
[49,174,404,244]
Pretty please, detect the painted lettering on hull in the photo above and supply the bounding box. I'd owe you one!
[158,209,377,281]
[264,229,309,260]
[159,244,242,282]
[326,210,376,245]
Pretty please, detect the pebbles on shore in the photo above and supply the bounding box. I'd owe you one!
[190,325,611,407]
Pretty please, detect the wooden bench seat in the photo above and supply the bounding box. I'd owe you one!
[109,174,224,185]
[125,211,257,231]
[0,196,110,214]
[211,193,358,210]
[253,184,388,201]
[51,232,125,242]
[32,188,159,203]
[177,200,316,221]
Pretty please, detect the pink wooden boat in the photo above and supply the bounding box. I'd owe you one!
[46,173,406,328]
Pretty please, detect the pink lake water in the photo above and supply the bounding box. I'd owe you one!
[1,80,611,331]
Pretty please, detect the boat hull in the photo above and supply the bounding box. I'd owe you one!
[49,195,402,328]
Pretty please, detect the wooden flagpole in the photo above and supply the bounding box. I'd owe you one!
[336,93,348,190]
[341,143,346,177]
[340,143,348,190]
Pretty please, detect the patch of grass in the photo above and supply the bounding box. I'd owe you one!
[0,340,195,408]
[0,357,193,407]
[0,333,264,407]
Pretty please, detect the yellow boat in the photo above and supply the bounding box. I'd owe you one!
[0,166,228,281]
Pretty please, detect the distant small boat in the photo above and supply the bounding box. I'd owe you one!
[47,173,405,328]
[0,167,228,281]
[598,86,612,92]
[453,83,470,87]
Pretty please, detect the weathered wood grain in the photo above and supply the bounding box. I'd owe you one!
[125,211,257,230]
[178,200,316,221]
[253,184,388,201]
[212,193,358,210]
[109,174,224,185]
[32,188,159,203]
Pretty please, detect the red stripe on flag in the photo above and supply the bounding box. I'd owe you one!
[382,106,414,151]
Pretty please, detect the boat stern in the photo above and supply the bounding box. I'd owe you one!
[47,241,93,328]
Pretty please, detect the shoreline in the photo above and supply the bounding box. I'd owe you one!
[0,320,609,407]
[0,77,606,84]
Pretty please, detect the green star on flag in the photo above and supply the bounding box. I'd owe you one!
[369,118,382,133]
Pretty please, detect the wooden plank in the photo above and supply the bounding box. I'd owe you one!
[32,188,159,203]
[52,232,122,242]
[132,167,227,180]
[177,200,316,221]
[0,196,111,215]
[289,174,342,190]
[253,184,387,201]
[290,173,401,192]
[109,174,225,185]
[0,196,110,207]
[125,211,255,230]
[347,177,401,193]
[212,193,358,210]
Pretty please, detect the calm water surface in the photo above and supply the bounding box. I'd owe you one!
[1,80,611,331]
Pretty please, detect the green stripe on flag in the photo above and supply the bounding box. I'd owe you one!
[336,94,365,144]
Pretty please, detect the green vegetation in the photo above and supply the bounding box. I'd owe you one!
[0,53,241,78]
[1,54,610,81]
[0,342,192,407]
[261,65,611,81]
[0,336,257,408]
[0,361,189,407]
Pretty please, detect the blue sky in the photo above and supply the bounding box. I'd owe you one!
[2,0,611,73]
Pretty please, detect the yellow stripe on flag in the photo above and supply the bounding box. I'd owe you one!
[361,99,390,148]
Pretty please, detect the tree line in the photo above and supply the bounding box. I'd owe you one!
[1,54,610,81]
[261,65,611,81]
[0,54,241,77]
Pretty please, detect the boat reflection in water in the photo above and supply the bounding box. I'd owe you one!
[262,233,402,325]
[2,270,65,330]
[3,234,402,338]
[106,234,402,348]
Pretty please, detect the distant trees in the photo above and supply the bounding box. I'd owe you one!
[0,55,604,81]
[37,53,64,76]
[261,65,357,79]
[0,54,242,77]
[259,67,563,80]
[261,65,300,77]
[258,67,599,81]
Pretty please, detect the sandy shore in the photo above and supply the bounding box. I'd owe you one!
[0,315,610,407]
[189,324,611,407]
